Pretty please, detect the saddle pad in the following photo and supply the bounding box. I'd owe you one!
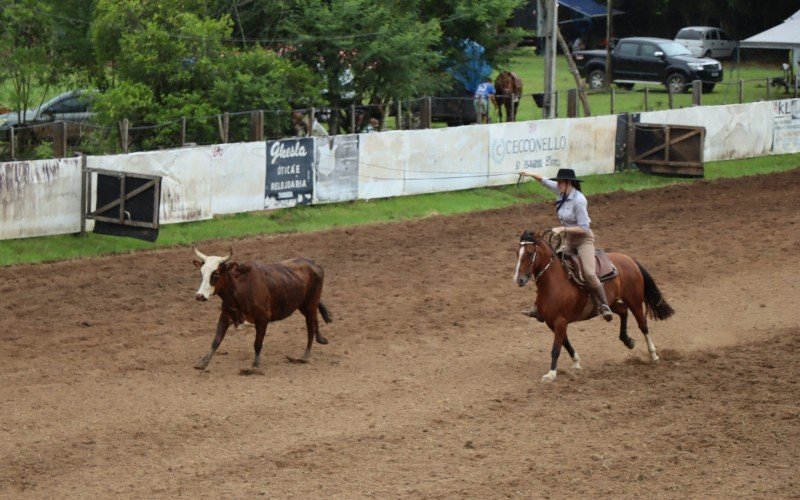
[565,249,618,285]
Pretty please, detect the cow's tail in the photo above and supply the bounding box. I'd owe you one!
[636,261,675,321]
[319,302,333,324]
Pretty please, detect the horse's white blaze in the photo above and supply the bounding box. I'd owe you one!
[513,246,525,283]
[196,256,227,299]
[645,334,659,361]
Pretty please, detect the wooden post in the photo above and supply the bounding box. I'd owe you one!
[180,116,186,146]
[554,91,559,117]
[668,87,674,109]
[79,154,87,236]
[610,88,615,114]
[119,119,129,153]
[308,108,315,137]
[766,77,770,100]
[644,87,649,111]
[795,75,799,98]
[626,114,635,168]
[250,110,264,141]
[692,80,702,106]
[738,79,744,103]
[350,103,357,133]
[396,100,402,130]
[567,89,578,118]
[407,102,413,129]
[556,27,591,116]
[425,97,433,128]
[604,0,613,89]
[53,121,68,158]
[9,126,14,160]
[217,112,229,143]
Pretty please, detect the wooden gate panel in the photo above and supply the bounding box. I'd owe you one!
[633,123,705,177]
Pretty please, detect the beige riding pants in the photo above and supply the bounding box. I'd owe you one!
[563,230,602,290]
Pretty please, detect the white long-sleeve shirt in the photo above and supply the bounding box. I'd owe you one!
[541,179,591,229]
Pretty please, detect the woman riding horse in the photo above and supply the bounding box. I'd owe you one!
[520,168,613,321]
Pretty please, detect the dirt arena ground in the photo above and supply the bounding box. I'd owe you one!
[2,170,800,498]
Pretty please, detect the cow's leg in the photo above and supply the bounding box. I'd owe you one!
[252,322,268,368]
[195,311,231,370]
[302,310,319,359]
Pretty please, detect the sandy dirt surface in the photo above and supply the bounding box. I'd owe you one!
[2,171,799,498]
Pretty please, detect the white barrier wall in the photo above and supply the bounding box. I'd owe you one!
[88,147,215,224]
[488,115,617,186]
[358,130,408,200]
[640,101,774,161]
[3,99,796,241]
[772,99,800,154]
[0,158,82,239]
[315,135,359,203]
[210,142,267,215]
[404,125,489,195]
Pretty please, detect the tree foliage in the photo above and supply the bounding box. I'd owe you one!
[0,0,60,120]
[89,0,320,147]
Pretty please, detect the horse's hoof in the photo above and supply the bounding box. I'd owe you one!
[650,353,660,362]
[623,338,635,350]
[572,362,582,371]
[540,370,557,383]
[194,360,208,370]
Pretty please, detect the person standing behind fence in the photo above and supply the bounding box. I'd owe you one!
[474,78,497,125]
[291,111,329,137]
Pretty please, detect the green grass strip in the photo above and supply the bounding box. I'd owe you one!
[1,152,798,266]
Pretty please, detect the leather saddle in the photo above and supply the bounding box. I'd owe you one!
[558,249,618,289]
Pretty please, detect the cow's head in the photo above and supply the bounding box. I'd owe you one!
[192,245,233,301]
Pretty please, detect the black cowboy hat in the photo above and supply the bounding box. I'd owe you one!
[552,168,582,182]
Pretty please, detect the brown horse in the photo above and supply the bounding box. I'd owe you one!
[514,230,674,382]
[494,71,523,122]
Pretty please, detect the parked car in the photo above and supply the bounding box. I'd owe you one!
[0,90,95,141]
[675,27,737,59]
[573,37,724,93]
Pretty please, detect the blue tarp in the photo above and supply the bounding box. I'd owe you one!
[448,41,493,94]
[561,0,622,18]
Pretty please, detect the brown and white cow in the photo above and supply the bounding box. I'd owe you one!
[192,246,331,371]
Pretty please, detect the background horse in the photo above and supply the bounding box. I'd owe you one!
[494,71,523,122]
[514,230,674,382]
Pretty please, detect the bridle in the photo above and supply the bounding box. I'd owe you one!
[520,241,554,283]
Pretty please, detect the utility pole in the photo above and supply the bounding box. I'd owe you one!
[604,0,613,88]
[542,0,558,118]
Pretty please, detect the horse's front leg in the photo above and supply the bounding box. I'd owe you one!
[542,318,568,382]
[563,335,581,370]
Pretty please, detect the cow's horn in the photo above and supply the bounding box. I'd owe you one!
[221,246,233,263]
[192,245,207,261]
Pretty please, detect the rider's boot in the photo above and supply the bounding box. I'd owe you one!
[590,284,614,322]
[522,306,544,322]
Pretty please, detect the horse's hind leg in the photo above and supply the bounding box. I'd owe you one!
[630,301,658,361]
[612,302,635,350]
[563,335,581,370]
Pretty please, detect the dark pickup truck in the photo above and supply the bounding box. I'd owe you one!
[573,37,723,93]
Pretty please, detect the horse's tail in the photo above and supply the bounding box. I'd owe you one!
[635,261,675,321]
[318,302,333,325]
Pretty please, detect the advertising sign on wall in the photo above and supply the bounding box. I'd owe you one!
[488,119,571,186]
[265,138,315,209]
[773,99,800,155]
